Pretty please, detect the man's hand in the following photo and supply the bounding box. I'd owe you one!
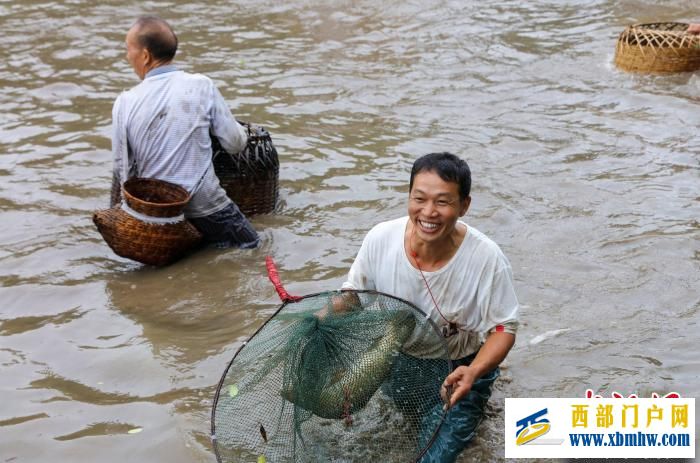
[315,291,361,320]
[441,365,478,408]
[440,331,515,408]
[688,23,700,35]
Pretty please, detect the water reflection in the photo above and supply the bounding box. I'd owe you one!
[104,252,277,363]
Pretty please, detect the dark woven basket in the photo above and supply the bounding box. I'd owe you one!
[212,122,279,216]
[93,178,202,266]
[615,22,700,73]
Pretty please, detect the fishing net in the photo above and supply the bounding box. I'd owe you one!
[211,259,453,463]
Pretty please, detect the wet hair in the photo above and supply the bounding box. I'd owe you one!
[132,15,178,62]
[409,152,471,201]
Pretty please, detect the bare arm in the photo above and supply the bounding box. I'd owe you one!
[688,23,700,34]
[441,331,515,408]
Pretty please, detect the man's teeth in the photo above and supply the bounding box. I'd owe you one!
[420,220,438,229]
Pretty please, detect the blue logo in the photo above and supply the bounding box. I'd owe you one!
[516,408,551,445]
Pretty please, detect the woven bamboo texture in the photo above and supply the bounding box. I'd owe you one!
[122,177,190,218]
[93,178,202,266]
[212,122,279,216]
[615,22,700,73]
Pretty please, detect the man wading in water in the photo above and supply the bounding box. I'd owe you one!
[111,15,259,249]
[342,152,519,462]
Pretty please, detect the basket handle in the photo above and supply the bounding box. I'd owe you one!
[265,256,301,303]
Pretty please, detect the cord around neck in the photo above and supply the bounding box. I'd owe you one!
[408,224,465,335]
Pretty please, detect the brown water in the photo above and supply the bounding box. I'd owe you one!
[1,1,699,462]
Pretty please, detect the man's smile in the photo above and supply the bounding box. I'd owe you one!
[418,219,440,231]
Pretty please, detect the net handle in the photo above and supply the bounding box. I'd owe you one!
[265,255,302,303]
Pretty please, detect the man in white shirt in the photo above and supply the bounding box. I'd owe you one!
[343,152,519,462]
[111,16,259,248]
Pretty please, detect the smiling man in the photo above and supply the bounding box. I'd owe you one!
[111,15,259,249]
[342,152,519,462]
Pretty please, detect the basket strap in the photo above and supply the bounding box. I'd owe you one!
[120,202,186,225]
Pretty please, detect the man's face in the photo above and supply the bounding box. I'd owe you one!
[125,27,148,80]
[408,170,470,245]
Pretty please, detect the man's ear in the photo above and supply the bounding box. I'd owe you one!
[460,196,471,216]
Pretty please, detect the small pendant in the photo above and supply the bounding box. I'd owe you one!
[441,322,459,337]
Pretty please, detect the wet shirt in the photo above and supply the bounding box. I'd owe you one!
[342,216,519,359]
[111,66,247,218]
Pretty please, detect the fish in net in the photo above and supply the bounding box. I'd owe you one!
[211,258,453,462]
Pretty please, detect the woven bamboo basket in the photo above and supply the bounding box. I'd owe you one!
[212,122,279,216]
[615,22,700,73]
[93,178,202,266]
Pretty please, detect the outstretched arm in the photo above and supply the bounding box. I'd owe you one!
[441,331,515,408]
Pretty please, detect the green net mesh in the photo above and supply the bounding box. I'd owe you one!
[212,290,452,463]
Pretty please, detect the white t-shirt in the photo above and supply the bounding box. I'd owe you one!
[342,216,519,359]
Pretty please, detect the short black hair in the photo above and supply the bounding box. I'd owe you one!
[409,152,471,201]
[132,15,178,62]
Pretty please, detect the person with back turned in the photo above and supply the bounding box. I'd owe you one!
[111,15,259,249]
[342,152,519,462]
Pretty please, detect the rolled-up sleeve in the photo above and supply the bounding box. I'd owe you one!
[481,261,520,335]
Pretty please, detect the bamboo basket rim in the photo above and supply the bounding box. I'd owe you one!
[629,21,688,29]
[618,22,698,45]
[122,177,190,209]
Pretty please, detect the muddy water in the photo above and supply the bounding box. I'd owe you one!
[0,1,698,462]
